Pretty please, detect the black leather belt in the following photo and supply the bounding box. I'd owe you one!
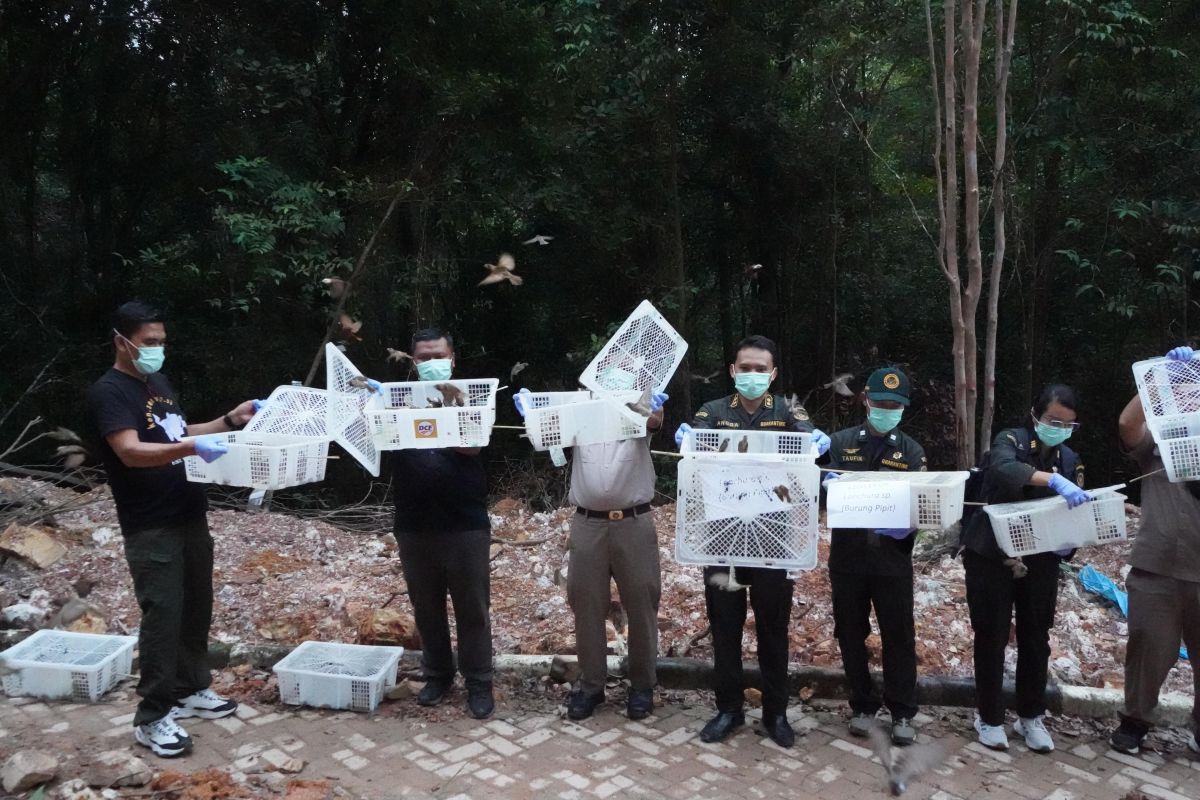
[576,503,652,521]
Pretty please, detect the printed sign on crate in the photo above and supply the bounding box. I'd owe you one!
[826,480,911,529]
[414,419,438,439]
[698,463,794,522]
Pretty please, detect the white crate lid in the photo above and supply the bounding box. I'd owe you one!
[1133,356,1200,426]
[579,300,688,396]
[322,344,383,476]
[244,382,380,477]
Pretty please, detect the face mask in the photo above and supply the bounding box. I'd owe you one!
[867,406,903,433]
[416,358,453,382]
[1035,421,1072,447]
[734,372,772,400]
[117,331,165,375]
[600,366,639,391]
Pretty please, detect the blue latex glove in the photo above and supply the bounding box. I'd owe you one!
[674,422,693,448]
[811,427,831,456]
[513,388,532,419]
[1167,346,1195,361]
[650,392,669,414]
[874,528,913,540]
[252,399,266,413]
[365,378,383,395]
[1048,473,1093,509]
[822,471,840,487]
[193,435,229,463]
[1054,547,1074,557]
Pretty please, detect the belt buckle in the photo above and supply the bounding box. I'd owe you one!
[607,510,624,521]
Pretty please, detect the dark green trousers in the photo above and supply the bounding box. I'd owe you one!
[122,517,214,726]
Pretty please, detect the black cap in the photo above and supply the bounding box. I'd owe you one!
[865,367,911,406]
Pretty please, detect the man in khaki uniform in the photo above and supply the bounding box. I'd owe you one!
[515,389,667,720]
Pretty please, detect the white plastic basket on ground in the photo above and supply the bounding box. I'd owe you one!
[272,641,403,713]
[1133,356,1200,434]
[675,455,820,570]
[983,485,1127,558]
[183,432,329,490]
[0,630,136,702]
[366,379,499,449]
[579,300,689,396]
[524,391,646,450]
[681,429,814,459]
[826,471,970,530]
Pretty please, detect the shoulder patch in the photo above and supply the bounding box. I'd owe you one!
[695,410,710,418]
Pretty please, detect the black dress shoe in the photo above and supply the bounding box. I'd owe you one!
[467,686,494,719]
[417,678,452,707]
[699,711,745,743]
[567,690,605,721]
[626,688,654,721]
[762,714,796,749]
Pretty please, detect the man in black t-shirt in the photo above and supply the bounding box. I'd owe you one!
[86,301,257,758]
[388,328,494,719]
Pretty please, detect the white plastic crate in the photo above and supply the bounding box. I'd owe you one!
[272,641,403,712]
[681,429,813,459]
[522,390,593,410]
[366,379,499,449]
[524,392,646,450]
[183,432,329,489]
[828,471,970,530]
[1,630,136,702]
[675,455,820,570]
[1133,356,1200,431]
[580,300,689,395]
[984,486,1128,558]
[322,344,384,476]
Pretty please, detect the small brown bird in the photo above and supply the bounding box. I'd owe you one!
[773,485,792,503]
[386,348,411,364]
[718,439,730,453]
[56,444,88,468]
[510,362,529,381]
[625,388,653,417]
[322,277,347,299]
[522,235,554,246]
[347,375,373,391]
[737,435,749,453]
[427,398,443,409]
[337,313,363,341]
[435,383,467,407]
[868,724,946,796]
[479,253,523,287]
[823,372,856,397]
[48,426,83,444]
[691,370,719,384]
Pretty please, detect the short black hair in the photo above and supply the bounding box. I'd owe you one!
[733,334,779,367]
[1033,383,1078,419]
[411,327,455,352]
[112,301,164,338]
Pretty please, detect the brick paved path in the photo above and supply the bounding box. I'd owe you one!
[2,690,1197,799]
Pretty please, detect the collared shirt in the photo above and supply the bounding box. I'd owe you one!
[690,393,815,433]
[825,424,927,575]
[1126,429,1200,583]
[568,437,657,511]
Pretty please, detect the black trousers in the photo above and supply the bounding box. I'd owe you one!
[830,570,919,719]
[964,549,1060,725]
[396,528,493,688]
[122,517,214,726]
[704,566,793,717]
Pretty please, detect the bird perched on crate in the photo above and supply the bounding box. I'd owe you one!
[773,485,792,503]
[479,253,523,287]
[868,724,945,796]
[434,383,467,407]
[348,375,375,391]
[737,435,749,453]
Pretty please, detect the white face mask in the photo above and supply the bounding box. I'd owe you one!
[115,330,165,375]
[416,358,453,382]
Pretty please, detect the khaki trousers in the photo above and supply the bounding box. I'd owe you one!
[1122,568,1200,729]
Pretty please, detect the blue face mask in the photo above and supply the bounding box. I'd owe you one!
[867,405,903,433]
[1035,421,1072,447]
[416,358,453,382]
[734,372,772,400]
[117,331,165,375]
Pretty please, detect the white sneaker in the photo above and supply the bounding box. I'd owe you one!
[1014,716,1054,753]
[134,714,193,758]
[173,688,238,720]
[975,716,1009,751]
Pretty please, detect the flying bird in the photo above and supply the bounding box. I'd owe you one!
[510,362,529,381]
[744,263,764,278]
[435,383,467,407]
[337,313,363,341]
[522,235,554,246]
[48,426,83,444]
[479,253,523,287]
[56,444,88,468]
[691,370,720,384]
[322,277,347,299]
[823,372,856,397]
[386,348,411,364]
[868,724,946,796]
[624,388,653,417]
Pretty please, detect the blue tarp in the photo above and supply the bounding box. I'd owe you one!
[1078,564,1188,661]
